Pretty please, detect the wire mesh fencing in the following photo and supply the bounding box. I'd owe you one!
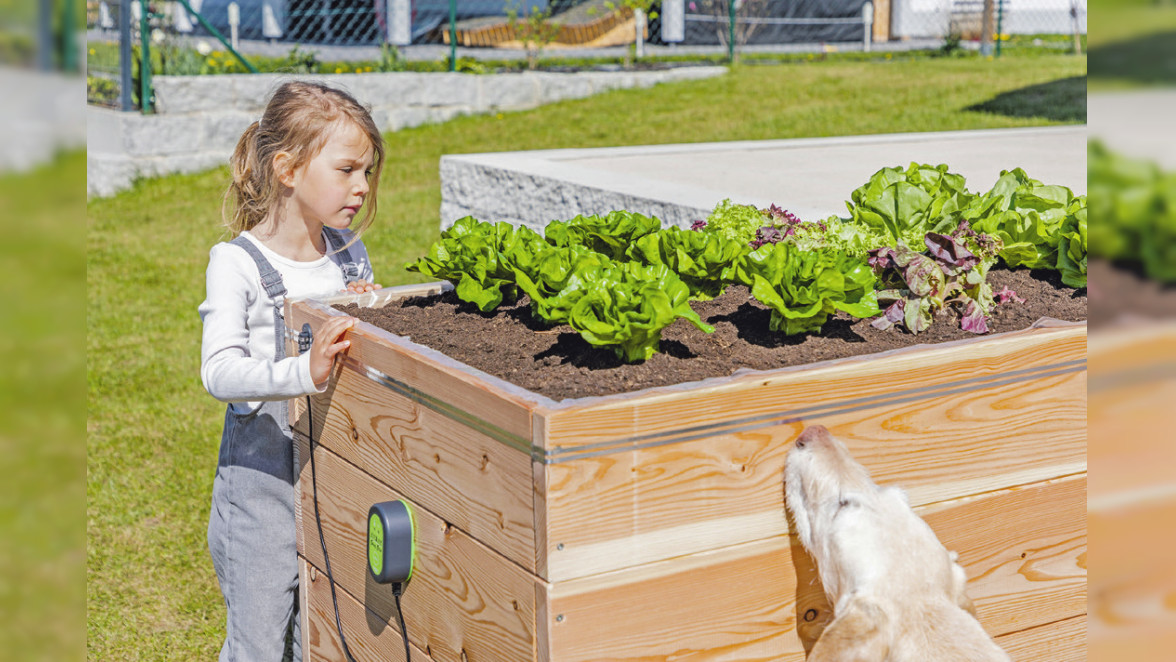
[86,0,1085,110]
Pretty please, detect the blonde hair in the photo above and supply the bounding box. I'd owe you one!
[222,80,385,245]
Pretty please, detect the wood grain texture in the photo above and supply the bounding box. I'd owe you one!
[996,615,1086,662]
[544,475,1086,661]
[1089,499,1176,662]
[287,297,537,443]
[1088,324,1176,500]
[301,557,435,662]
[296,435,537,662]
[293,364,537,572]
[539,324,1085,448]
[540,369,1085,581]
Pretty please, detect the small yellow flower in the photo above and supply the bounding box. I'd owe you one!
[496,113,504,119]
[885,52,892,59]
[89,48,96,55]
[335,67,343,74]
[986,54,994,61]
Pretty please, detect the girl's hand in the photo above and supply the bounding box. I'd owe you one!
[343,280,382,294]
[309,316,356,386]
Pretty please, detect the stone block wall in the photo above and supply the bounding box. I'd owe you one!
[87,67,726,198]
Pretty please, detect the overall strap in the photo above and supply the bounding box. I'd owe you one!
[230,235,288,362]
[322,227,361,284]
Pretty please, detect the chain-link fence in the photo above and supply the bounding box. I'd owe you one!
[87,0,1085,109]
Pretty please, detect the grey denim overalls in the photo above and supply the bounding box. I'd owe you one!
[207,229,359,662]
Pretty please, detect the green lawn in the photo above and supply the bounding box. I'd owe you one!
[87,54,1085,660]
[2,150,86,660]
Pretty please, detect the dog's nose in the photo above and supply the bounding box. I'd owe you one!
[795,425,831,449]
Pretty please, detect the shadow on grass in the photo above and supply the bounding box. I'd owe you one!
[966,76,1087,123]
[1089,31,1176,85]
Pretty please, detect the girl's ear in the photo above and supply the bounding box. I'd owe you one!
[272,151,296,188]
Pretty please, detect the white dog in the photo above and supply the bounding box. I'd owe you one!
[784,425,1011,661]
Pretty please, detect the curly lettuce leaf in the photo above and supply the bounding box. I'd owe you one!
[846,163,973,246]
[544,210,661,260]
[729,243,880,335]
[556,262,714,363]
[627,226,750,300]
[963,168,1077,272]
[701,199,769,245]
[406,216,545,311]
[1056,200,1088,289]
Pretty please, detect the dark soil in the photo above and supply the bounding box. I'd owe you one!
[1087,259,1176,328]
[339,267,1086,402]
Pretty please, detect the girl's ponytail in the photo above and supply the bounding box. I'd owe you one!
[222,120,268,236]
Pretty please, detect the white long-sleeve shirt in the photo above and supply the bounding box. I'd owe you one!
[199,229,374,414]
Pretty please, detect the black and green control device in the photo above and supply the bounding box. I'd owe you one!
[367,500,415,585]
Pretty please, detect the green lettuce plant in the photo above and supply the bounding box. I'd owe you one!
[728,242,880,335]
[540,261,714,363]
[845,162,975,247]
[405,216,545,311]
[626,225,750,300]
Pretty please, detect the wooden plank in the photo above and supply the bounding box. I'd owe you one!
[1089,499,1176,662]
[293,364,537,573]
[995,615,1086,662]
[296,435,537,662]
[540,368,1085,581]
[543,475,1085,661]
[540,324,1085,449]
[301,557,435,662]
[1088,324,1176,499]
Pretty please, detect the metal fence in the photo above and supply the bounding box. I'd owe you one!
[86,0,1086,109]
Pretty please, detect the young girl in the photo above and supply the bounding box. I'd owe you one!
[198,80,385,661]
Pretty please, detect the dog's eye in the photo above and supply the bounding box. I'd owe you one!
[837,496,858,510]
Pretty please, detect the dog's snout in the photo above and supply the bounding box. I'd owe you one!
[795,425,831,449]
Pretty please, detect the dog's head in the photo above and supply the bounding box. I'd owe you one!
[784,425,879,552]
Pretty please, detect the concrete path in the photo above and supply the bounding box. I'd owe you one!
[441,126,1088,231]
[1089,90,1176,170]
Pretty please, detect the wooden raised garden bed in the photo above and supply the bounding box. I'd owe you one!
[287,279,1086,662]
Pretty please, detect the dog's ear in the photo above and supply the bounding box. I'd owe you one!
[806,596,890,662]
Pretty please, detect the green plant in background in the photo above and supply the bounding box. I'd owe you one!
[87,75,119,105]
[506,0,562,70]
[728,241,880,335]
[378,43,407,72]
[278,44,319,73]
[602,0,658,65]
[1088,140,1176,283]
[962,167,1085,274]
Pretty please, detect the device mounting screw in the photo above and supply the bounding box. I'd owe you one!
[556,614,564,623]
[556,543,564,551]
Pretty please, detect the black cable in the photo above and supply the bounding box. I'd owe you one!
[308,394,360,662]
[393,583,411,662]
[308,394,412,662]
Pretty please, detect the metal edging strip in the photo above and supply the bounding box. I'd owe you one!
[342,356,1085,465]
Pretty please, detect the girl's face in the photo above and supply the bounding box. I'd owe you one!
[286,119,375,231]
